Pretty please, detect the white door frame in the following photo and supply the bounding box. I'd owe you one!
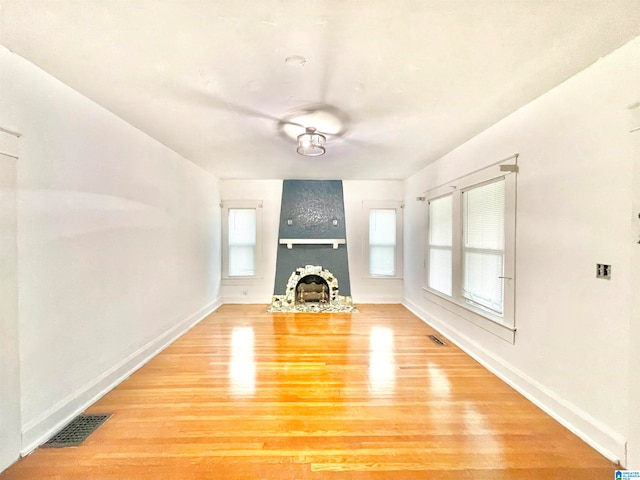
[0,130,21,472]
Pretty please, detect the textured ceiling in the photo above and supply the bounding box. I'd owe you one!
[1,0,640,180]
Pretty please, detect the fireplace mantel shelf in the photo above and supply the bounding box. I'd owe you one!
[279,238,346,250]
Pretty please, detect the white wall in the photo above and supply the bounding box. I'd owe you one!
[220,179,404,304]
[343,180,404,303]
[0,134,20,472]
[220,179,283,303]
[404,37,640,466]
[0,44,222,457]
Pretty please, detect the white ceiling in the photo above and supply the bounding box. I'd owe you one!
[1,1,640,180]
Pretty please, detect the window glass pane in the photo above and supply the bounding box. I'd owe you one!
[370,246,396,276]
[369,209,396,276]
[369,209,396,245]
[464,180,504,250]
[429,196,452,247]
[229,209,256,246]
[228,209,256,276]
[429,248,452,296]
[427,195,452,296]
[229,246,255,277]
[462,179,505,314]
[463,252,503,313]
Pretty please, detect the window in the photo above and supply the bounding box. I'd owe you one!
[423,161,516,342]
[222,200,262,279]
[365,201,403,278]
[462,180,505,314]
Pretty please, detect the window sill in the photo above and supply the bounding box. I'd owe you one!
[421,287,516,344]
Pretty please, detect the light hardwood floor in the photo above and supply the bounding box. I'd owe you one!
[1,304,619,479]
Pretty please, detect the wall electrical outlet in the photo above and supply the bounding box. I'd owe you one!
[596,264,612,280]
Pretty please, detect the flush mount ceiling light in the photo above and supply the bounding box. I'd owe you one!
[279,104,349,157]
[296,127,326,156]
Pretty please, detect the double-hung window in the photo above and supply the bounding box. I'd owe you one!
[423,161,517,342]
[462,179,505,315]
[365,201,403,278]
[222,200,262,279]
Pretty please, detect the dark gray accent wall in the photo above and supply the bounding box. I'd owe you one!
[273,180,351,295]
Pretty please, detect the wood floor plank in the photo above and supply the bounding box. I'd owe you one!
[0,304,620,479]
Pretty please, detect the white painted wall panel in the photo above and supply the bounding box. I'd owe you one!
[220,179,282,303]
[0,142,20,472]
[0,44,222,454]
[343,180,404,303]
[404,37,640,465]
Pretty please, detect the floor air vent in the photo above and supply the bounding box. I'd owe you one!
[427,334,447,346]
[42,413,111,448]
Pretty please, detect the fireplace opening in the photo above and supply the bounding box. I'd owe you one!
[296,275,329,304]
[268,265,356,313]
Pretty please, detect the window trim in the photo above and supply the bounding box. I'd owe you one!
[364,200,404,279]
[422,161,517,343]
[221,200,263,281]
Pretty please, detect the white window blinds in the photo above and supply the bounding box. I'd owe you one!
[228,208,256,277]
[427,195,453,296]
[369,209,396,276]
[462,179,505,314]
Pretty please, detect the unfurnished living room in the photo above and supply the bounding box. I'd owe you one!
[1,1,639,479]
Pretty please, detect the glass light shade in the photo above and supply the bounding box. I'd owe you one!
[296,127,326,156]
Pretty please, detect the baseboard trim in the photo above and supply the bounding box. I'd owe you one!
[402,297,626,467]
[21,298,222,456]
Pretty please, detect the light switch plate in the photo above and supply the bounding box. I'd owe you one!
[596,264,611,280]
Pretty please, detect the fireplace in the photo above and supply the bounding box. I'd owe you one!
[268,265,357,313]
[296,275,329,304]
